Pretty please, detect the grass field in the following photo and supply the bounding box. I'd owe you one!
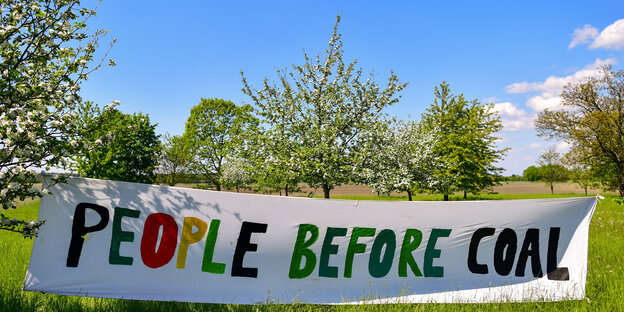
[1,191,623,311]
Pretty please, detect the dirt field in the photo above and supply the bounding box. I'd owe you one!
[180,181,609,197]
[491,181,604,195]
[290,181,606,197]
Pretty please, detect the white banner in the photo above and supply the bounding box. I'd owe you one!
[24,177,596,304]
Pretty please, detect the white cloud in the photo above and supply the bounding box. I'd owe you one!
[493,102,525,117]
[569,24,599,49]
[505,81,541,94]
[556,141,570,153]
[505,58,618,112]
[589,18,624,50]
[526,94,561,111]
[492,102,535,131]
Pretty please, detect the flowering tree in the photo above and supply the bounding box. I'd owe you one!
[360,119,436,201]
[250,108,302,196]
[242,16,407,198]
[73,102,160,184]
[221,157,251,193]
[1,0,113,237]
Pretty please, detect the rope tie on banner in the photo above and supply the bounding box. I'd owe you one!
[596,194,605,202]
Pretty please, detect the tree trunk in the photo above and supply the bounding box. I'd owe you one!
[407,190,412,201]
[463,190,467,199]
[443,194,449,201]
[236,185,239,193]
[584,186,588,196]
[323,184,331,199]
[216,184,221,191]
[550,184,554,194]
[285,184,289,197]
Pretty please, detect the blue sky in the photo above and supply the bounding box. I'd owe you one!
[79,1,624,175]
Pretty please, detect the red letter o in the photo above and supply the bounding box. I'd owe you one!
[141,213,178,268]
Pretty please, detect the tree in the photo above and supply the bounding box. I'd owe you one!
[74,102,160,184]
[251,133,302,196]
[562,150,596,196]
[1,0,113,237]
[421,82,506,200]
[523,166,541,182]
[157,133,192,186]
[537,146,569,194]
[242,16,407,198]
[221,157,251,193]
[536,66,624,195]
[360,119,436,201]
[568,165,594,196]
[248,98,302,196]
[184,98,257,191]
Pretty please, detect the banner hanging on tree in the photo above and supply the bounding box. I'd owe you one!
[24,177,596,304]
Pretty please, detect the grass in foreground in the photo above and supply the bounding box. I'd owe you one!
[1,195,623,311]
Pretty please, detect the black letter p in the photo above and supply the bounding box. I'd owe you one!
[66,203,110,267]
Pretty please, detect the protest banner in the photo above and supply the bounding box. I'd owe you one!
[24,177,596,304]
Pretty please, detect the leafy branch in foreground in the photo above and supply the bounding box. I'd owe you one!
[0,214,44,238]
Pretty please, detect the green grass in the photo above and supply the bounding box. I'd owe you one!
[1,195,623,311]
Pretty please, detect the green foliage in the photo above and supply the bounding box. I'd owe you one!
[536,65,624,195]
[568,165,596,196]
[537,146,569,194]
[157,133,192,186]
[248,107,302,196]
[74,102,160,184]
[0,0,113,236]
[242,16,407,198]
[523,166,542,182]
[421,82,506,200]
[183,98,258,191]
